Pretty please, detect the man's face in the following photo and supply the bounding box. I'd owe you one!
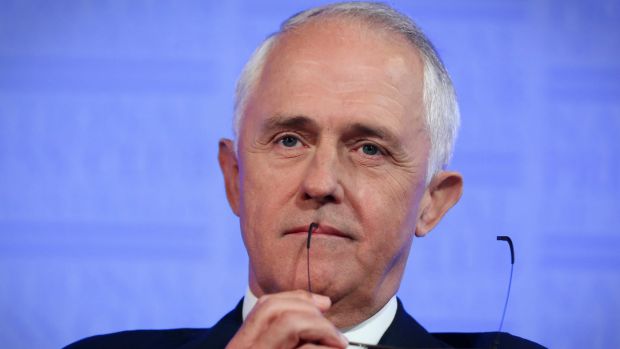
[222,18,433,324]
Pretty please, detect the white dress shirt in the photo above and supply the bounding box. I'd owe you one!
[242,289,397,348]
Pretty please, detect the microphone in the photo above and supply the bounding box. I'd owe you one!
[307,222,318,293]
[497,236,515,265]
[304,224,517,348]
[494,235,515,349]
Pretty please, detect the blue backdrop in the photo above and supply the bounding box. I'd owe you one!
[1,1,619,348]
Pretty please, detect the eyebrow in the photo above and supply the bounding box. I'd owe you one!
[261,115,320,134]
[343,122,402,149]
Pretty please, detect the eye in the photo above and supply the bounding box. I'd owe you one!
[277,135,301,148]
[360,143,382,156]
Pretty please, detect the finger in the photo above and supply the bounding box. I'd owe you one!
[227,290,340,349]
[257,289,331,311]
[297,344,345,349]
[231,295,329,347]
[310,293,331,311]
[248,292,330,328]
[255,310,348,349]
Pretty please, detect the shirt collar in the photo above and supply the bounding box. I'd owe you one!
[242,289,397,347]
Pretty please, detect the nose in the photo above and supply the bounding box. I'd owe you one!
[301,145,343,206]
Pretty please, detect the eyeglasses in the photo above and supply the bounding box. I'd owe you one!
[305,223,516,349]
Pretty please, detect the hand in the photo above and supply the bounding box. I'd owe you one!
[225,290,349,349]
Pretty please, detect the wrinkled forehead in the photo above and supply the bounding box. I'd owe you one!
[244,16,426,128]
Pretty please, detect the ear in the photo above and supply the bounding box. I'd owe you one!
[415,171,463,237]
[218,138,241,216]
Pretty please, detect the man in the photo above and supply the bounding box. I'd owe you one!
[66,2,543,348]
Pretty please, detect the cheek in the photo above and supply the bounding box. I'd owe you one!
[238,155,300,228]
[355,170,424,242]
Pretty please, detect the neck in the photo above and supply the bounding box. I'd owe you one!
[325,272,402,329]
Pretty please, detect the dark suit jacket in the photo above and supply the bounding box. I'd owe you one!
[65,298,545,349]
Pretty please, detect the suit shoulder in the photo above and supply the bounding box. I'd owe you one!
[64,328,209,349]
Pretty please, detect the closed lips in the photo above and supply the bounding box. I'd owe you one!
[284,224,354,240]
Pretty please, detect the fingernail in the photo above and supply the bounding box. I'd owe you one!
[311,294,331,307]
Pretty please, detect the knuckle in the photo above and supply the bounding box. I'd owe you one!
[272,311,295,326]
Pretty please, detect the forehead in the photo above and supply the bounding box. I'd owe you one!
[243,17,426,138]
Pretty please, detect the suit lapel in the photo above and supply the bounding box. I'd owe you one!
[378,298,451,348]
[178,299,243,349]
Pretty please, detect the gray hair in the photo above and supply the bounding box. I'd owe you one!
[233,2,460,183]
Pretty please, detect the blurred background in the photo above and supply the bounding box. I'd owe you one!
[1,0,619,348]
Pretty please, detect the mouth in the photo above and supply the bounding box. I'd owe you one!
[283,224,354,240]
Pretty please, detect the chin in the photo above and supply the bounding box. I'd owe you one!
[307,267,353,299]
